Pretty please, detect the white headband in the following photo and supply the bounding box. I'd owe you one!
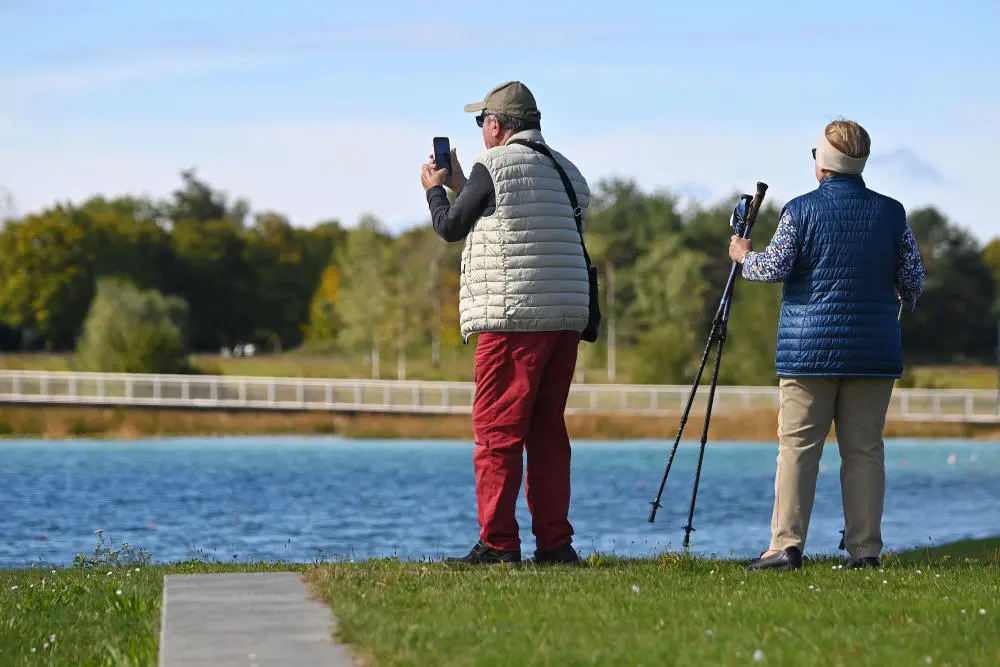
[815,130,867,175]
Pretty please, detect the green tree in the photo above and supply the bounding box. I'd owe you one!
[584,180,683,379]
[74,277,190,374]
[904,208,996,363]
[333,215,394,378]
[165,169,247,226]
[627,234,710,383]
[305,264,343,349]
[244,212,324,351]
[0,200,163,349]
[384,226,447,379]
[171,216,253,350]
[984,238,1000,294]
[720,280,784,385]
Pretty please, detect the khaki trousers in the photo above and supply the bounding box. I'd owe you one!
[770,377,895,560]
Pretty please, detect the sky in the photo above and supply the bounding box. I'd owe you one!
[1,0,998,241]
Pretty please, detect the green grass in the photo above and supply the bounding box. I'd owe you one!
[3,351,996,388]
[0,539,997,666]
[904,365,1000,390]
[895,536,1000,564]
[308,549,1000,667]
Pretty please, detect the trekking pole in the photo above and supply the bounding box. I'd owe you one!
[648,182,768,538]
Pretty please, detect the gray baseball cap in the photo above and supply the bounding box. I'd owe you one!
[463,81,541,122]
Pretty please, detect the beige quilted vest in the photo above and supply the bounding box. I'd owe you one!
[459,129,591,341]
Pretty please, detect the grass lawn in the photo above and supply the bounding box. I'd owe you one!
[0,540,997,667]
[307,549,1000,667]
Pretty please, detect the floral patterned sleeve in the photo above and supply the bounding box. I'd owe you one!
[896,223,926,311]
[741,210,798,282]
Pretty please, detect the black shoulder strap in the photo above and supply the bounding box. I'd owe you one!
[508,139,592,268]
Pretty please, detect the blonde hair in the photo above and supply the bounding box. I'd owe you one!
[824,119,871,159]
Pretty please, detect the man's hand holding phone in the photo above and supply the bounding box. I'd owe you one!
[421,147,467,193]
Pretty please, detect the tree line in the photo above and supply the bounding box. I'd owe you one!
[0,171,997,384]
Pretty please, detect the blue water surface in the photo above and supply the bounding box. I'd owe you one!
[0,437,997,568]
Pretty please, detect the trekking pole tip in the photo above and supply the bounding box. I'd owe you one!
[647,501,661,523]
[682,525,695,548]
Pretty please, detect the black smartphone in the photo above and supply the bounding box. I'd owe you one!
[433,136,452,176]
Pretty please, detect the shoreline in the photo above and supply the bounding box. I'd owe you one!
[0,405,997,441]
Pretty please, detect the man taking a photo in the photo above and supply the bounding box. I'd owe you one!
[419,81,592,566]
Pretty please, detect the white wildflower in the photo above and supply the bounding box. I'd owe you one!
[883,580,888,584]
[631,585,640,594]
[49,635,55,642]
[916,570,922,574]
[116,589,122,596]
[961,609,966,614]
[753,649,765,662]
[9,586,16,591]
[979,608,986,615]
[704,629,714,637]
[924,656,933,665]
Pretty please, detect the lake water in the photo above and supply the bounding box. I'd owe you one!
[0,437,997,568]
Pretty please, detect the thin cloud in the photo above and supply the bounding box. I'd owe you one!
[0,53,267,98]
[867,148,945,185]
[0,19,645,99]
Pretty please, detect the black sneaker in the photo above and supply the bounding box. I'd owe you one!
[747,547,803,572]
[519,543,582,567]
[847,556,880,569]
[444,540,520,565]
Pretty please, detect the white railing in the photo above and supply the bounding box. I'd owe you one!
[0,370,996,423]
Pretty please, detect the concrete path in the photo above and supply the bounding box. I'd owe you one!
[159,572,356,667]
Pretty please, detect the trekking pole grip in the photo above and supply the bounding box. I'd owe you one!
[742,182,769,238]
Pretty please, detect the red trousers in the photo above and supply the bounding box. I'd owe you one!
[472,330,580,553]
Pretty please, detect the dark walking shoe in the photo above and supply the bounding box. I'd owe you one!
[518,543,582,567]
[747,547,803,572]
[847,556,881,569]
[444,540,520,565]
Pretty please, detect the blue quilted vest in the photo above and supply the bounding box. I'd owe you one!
[775,175,906,378]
